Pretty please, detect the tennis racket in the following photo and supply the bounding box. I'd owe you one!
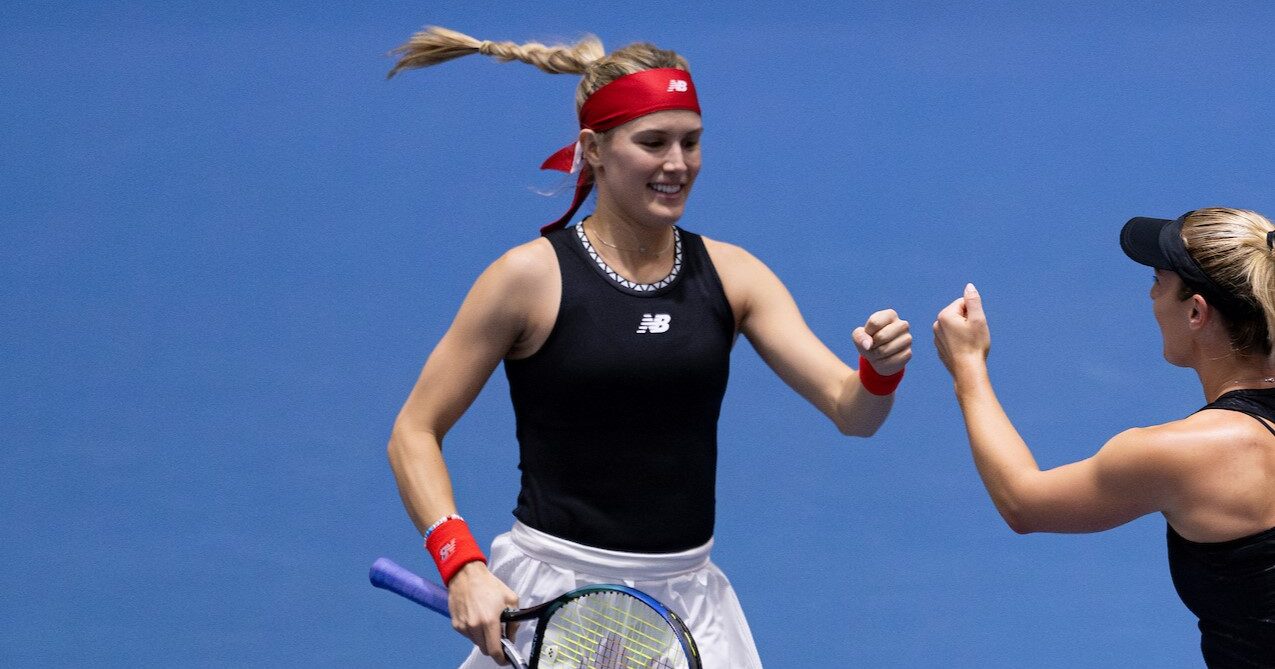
[369,557,701,669]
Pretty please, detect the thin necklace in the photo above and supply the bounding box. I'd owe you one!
[1221,375,1275,390]
[585,220,674,256]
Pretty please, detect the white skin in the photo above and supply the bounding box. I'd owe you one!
[388,108,912,663]
[932,275,1275,542]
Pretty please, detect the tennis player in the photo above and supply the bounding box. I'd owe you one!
[384,26,913,667]
[934,207,1275,665]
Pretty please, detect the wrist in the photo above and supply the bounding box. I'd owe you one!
[858,355,905,395]
[447,560,489,586]
[952,360,991,393]
[424,515,487,584]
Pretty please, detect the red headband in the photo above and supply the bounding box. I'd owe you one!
[539,68,701,235]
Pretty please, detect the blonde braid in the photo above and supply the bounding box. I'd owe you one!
[387,26,603,79]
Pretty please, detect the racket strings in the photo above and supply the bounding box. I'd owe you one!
[539,591,688,668]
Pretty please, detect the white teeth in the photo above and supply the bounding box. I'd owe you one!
[650,183,681,194]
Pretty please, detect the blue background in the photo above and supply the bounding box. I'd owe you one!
[4,2,1273,666]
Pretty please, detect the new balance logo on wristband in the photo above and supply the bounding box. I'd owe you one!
[636,313,672,333]
[666,79,688,93]
[438,538,455,562]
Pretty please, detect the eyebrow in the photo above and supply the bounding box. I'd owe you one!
[632,127,702,136]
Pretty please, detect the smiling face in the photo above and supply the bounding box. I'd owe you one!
[585,109,702,228]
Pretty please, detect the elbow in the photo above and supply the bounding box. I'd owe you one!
[1004,515,1036,535]
[997,503,1042,535]
[832,407,887,437]
[387,421,442,465]
[837,420,879,438]
[386,422,420,470]
[386,429,405,469]
[387,419,405,452]
[829,402,884,437]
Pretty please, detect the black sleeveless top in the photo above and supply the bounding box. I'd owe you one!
[503,225,735,553]
[1168,388,1275,667]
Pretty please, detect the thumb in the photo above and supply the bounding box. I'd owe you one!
[852,326,873,352]
[964,283,984,317]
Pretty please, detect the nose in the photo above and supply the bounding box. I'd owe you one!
[662,145,686,173]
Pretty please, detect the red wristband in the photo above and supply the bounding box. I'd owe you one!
[425,518,487,584]
[858,355,904,395]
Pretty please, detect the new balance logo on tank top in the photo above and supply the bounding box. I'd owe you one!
[504,224,735,553]
[636,314,671,333]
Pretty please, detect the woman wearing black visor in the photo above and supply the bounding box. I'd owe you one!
[933,207,1275,666]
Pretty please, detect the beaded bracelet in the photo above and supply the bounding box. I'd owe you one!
[423,513,463,542]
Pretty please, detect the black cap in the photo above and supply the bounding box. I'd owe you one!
[1119,216,1178,269]
[1120,212,1256,318]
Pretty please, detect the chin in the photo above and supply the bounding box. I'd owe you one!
[655,199,689,220]
[638,207,684,227]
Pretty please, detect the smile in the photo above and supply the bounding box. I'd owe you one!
[649,183,682,195]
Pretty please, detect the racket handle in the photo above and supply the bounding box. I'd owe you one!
[370,557,450,616]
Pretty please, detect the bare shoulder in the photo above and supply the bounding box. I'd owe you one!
[701,235,759,269]
[490,237,555,283]
[1181,407,1275,454]
[1150,409,1270,448]
[1143,408,1275,538]
[466,237,553,300]
[700,235,777,288]
[475,238,560,358]
[452,237,557,325]
[1102,411,1267,473]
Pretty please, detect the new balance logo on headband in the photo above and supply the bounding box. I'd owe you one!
[666,79,689,93]
[636,314,671,334]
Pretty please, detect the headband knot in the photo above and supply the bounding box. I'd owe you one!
[1267,229,1275,251]
[538,68,700,235]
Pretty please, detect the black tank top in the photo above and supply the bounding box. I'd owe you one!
[1168,388,1275,667]
[503,225,735,553]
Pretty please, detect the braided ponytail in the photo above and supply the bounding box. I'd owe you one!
[387,26,604,79]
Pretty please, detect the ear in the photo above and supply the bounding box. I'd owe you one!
[578,129,603,171]
[1187,294,1211,331]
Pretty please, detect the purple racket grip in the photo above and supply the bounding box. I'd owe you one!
[370,557,451,617]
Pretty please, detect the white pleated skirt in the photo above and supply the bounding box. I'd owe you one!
[457,521,763,669]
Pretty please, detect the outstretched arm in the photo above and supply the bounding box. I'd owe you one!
[706,239,912,437]
[933,284,1172,533]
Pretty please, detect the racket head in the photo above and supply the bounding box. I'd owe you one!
[524,584,701,669]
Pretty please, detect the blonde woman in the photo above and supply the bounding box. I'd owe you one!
[934,208,1275,666]
[384,27,913,667]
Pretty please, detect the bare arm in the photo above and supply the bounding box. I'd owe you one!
[387,240,554,663]
[707,239,912,437]
[933,284,1173,533]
